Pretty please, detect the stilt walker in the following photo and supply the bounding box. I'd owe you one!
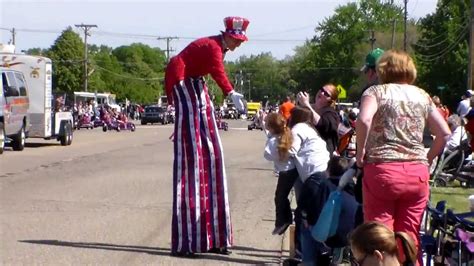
[165,16,249,256]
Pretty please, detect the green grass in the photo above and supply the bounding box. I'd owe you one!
[430,186,473,213]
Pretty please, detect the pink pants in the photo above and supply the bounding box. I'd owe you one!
[363,162,429,257]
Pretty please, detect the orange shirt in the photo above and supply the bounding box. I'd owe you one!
[279,101,295,120]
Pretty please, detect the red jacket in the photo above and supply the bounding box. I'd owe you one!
[164,35,233,105]
[465,117,474,152]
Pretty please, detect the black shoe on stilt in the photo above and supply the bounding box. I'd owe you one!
[170,251,196,258]
[208,247,232,255]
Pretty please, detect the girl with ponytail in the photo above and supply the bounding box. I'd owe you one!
[264,112,297,235]
[350,222,417,266]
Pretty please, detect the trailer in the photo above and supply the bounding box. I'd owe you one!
[0,50,73,146]
[73,91,121,112]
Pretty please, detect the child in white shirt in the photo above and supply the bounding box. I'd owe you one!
[288,106,330,265]
[264,113,298,235]
[288,106,330,183]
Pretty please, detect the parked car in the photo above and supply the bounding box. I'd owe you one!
[141,106,169,125]
[1,68,30,154]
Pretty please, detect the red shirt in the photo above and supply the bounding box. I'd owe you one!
[165,35,233,105]
[436,106,450,121]
[465,118,474,152]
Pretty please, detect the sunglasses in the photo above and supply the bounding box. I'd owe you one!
[350,254,367,266]
[319,88,332,98]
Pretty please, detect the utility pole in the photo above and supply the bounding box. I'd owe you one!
[468,0,474,90]
[369,30,376,50]
[246,73,252,100]
[391,20,397,48]
[239,69,243,93]
[9,28,16,45]
[157,36,178,63]
[404,0,408,51]
[75,24,97,92]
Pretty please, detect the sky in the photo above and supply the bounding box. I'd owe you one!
[1,0,439,61]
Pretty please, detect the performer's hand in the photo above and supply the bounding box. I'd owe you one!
[229,90,245,113]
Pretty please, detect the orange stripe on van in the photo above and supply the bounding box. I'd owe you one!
[10,98,29,105]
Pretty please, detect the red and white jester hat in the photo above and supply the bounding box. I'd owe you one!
[223,16,250,41]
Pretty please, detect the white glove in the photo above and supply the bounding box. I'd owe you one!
[229,90,245,113]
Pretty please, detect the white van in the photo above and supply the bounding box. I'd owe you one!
[0,48,74,147]
[0,68,30,153]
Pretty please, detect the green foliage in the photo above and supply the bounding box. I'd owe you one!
[47,27,84,94]
[34,28,167,104]
[24,48,49,56]
[413,0,470,109]
[287,0,404,101]
[87,43,166,104]
[223,53,293,105]
[431,187,472,212]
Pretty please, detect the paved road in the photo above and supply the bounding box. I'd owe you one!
[0,120,291,265]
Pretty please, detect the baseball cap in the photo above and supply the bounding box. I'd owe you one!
[361,48,384,72]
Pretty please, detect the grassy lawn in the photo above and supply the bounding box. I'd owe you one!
[430,186,473,213]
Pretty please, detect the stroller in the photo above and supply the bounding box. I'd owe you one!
[432,139,474,188]
[295,162,361,264]
[421,200,474,266]
[337,110,357,158]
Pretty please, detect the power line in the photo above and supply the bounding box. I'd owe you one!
[251,25,315,37]
[416,26,469,61]
[94,65,163,81]
[93,59,150,67]
[94,30,158,40]
[410,0,419,16]
[417,24,469,58]
[2,26,309,43]
[413,22,469,49]
[0,27,61,34]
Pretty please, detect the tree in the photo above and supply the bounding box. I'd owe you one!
[288,0,405,101]
[109,43,166,103]
[24,48,49,56]
[47,27,84,94]
[414,0,470,109]
[228,53,292,104]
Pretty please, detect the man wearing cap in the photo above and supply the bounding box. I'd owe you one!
[360,48,384,95]
[456,90,472,118]
[165,16,249,257]
[353,48,384,214]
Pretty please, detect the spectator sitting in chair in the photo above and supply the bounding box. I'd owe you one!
[445,114,467,152]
